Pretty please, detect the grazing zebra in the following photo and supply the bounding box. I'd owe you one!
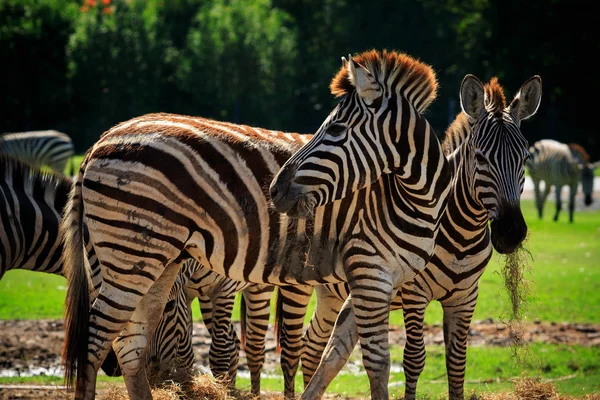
[527,139,599,222]
[0,130,74,174]
[60,49,451,400]
[274,75,542,400]
[0,152,260,385]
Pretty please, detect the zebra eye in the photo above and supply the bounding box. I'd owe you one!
[524,152,530,163]
[164,300,176,313]
[328,124,346,136]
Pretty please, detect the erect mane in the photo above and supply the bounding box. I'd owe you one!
[329,49,438,113]
[484,77,507,115]
[0,154,72,203]
[568,143,590,163]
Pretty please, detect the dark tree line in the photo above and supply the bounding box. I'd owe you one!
[1,0,597,159]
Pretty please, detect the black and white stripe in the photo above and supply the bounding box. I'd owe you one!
[0,130,74,174]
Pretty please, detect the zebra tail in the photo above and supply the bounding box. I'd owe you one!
[239,292,247,351]
[60,166,92,390]
[273,287,283,354]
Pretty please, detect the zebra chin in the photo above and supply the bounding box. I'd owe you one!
[489,206,527,254]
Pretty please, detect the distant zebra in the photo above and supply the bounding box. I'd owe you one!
[527,139,599,222]
[0,130,74,174]
[61,49,451,400]
[274,75,542,400]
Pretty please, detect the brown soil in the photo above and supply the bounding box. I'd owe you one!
[0,318,598,399]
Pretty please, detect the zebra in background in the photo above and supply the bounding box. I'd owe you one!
[0,130,74,174]
[60,49,451,400]
[527,139,599,222]
[274,75,542,400]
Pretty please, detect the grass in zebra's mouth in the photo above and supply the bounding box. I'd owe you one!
[498,239,534,364]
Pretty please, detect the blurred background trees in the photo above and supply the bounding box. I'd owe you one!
[1,0,597,158]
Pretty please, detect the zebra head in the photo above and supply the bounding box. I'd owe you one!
[270,50,439,218]
[460,74,542,254]
[579,160,599,206]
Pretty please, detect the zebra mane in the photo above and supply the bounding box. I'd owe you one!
[329,49,438,113]
[567,143,590,164]
[484,77,506,115]
[0,154,72,202]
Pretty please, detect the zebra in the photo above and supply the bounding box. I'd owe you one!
[0,152,267,387]
[526,139,599,223]
[60,49,451,400]
[0,130,74,174]
[274,75,542,400]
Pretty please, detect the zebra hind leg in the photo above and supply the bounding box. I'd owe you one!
[276,284,313,398]
[240,284,275,396]
[112,260,183,400]
[553,184,563,221]
[300,285,345,387]
[568,182,577,223]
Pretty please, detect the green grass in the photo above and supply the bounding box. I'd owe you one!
[233,343,600,399]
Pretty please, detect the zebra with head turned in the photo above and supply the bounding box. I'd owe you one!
[60,49,451,400]
[527,139,599,223]
[274,75,542,400]
[0,130,74,174]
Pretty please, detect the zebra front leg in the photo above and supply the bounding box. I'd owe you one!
[402,290,429,400]
[301,296,358,400]
[532,178,544,219]
[276,284,313,398]
[240,284,275,396]
[112,260,183,400]
[441,295,477,400]
[301,285,345,387]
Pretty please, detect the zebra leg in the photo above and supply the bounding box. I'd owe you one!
[301,296,357,400]
[112,260,183,400]
[240,284,275,396]
[441,294,478,400]
[276,284,313,398]
[303,277,395,400]
[553,184,563,221]
[532,178,543,219]
[568,182,577,223]
[301,285,345,387]
[402,291,429,400]
[208,286,239,386]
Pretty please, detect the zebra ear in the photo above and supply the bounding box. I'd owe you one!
[460,74,485,120]
[509,75,542,122]
[347,55,382,105]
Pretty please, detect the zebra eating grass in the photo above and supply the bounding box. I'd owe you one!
[0,130,74,174]
[274,74,542,400]
[527,139,599,223]
[60,49,451,400]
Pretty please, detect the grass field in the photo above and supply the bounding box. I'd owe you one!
[1,157,599,398]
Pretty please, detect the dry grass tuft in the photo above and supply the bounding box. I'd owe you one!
[476,377,600,400]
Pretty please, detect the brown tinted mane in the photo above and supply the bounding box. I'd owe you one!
[484,77,507,115]
[568,143,590,163]
[329,49,438,113]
